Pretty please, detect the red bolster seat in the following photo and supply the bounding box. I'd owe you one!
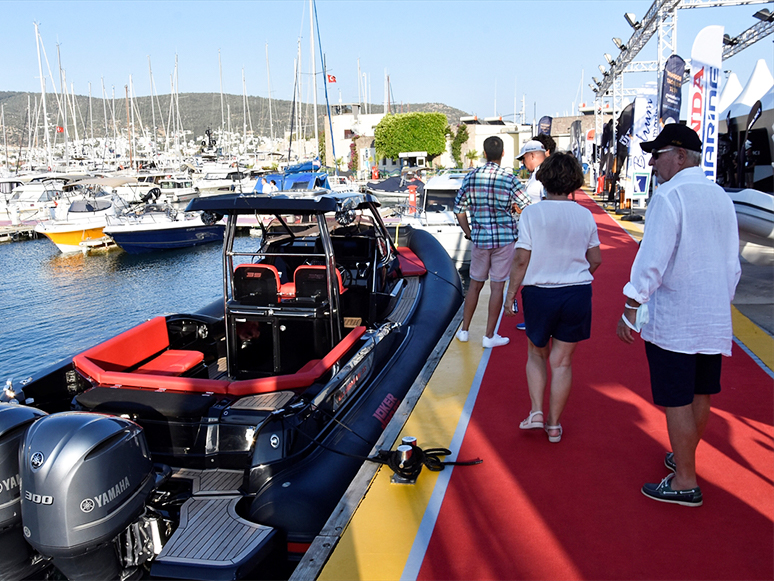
[397,247,427,276]
[136,350,204,376]
[228,326,366,396]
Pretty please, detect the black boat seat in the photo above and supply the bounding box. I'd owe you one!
[293,265,346,301]
[233,263,280,305]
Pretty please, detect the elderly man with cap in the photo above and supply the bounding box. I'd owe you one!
[517,140,548,205]
[616,123,740,507]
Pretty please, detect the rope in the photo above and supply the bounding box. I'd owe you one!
[368,446,482,480]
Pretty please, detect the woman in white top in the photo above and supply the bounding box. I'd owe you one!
[504,153,602,443]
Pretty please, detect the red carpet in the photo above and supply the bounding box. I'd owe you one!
[418,193,774,581]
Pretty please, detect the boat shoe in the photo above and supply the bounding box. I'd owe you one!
[641,473,703,507]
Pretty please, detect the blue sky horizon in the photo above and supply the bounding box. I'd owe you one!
[3,1,772,123]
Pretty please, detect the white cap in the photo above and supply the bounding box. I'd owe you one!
[516,140,546,160]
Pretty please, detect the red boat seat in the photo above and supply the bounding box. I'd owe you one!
[227,326,366,396]
[73,316,228,394]
[397,247,426,276]
[136,350,204,376]
[293,265,346,300]
[233,263,280,305]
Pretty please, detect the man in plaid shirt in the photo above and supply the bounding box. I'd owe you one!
[454,136,530,348]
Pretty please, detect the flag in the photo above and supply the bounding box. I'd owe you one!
[537,116,552,135]
[56,126,64,133]
[327,74,337,83]
[688,25,724,182]
[626,89,658,199]
[659,54,685,126]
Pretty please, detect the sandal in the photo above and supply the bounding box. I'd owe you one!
[545,424,562,443]
[519,410,544,430]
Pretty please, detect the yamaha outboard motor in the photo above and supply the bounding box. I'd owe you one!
[0,404,47,581]
[20,412,155,580]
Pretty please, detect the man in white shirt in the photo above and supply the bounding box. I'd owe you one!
[517,140,547,205]
[617,124,741,507]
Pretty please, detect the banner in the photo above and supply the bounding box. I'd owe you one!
[688,25,724,181]
[660,55,685,126]
[538,116,552,135]
[626,89,659,199]
[570,120,583,162]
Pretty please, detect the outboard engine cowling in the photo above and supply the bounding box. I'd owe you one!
[0,403,47,581]
[20,412,155,580]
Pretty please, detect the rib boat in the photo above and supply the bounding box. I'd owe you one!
[0,190,462,580]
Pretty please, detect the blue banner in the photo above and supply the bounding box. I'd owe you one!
[660,55,685,126]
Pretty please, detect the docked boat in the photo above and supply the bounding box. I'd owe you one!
[0,190,462,580]
[158,176,200,203]
[253,160,332,193]
[34,191,128,254]
[103,202,225,253]
[382,169,472,267]
[727,187,774,265]
[195,167,255,196]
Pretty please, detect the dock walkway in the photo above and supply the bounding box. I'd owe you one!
[295,191,773,581]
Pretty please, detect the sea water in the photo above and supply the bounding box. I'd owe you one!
[0,236,250,384]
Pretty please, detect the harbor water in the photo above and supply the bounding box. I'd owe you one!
[0,236,249,385]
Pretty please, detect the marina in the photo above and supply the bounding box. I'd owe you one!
[0,0,772,579]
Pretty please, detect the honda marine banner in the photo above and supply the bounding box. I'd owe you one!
[688,25,724,182]
[660,54,685,126]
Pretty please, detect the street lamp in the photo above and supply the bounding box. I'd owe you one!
[624,12,641,30]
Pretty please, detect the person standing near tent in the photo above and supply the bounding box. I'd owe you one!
[616,124,741,507]
[454,136,531,348]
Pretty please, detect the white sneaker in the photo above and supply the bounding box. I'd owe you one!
[482,334,509,348]
[456,329,469,342]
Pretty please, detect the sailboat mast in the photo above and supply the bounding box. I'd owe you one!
[149,56,157,152]
[309,0,319,154]
[34,23,52,169]
[219,49,225,135]
[266,43,274,143]
[57,43,68,168]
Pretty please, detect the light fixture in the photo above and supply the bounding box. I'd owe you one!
[722,33,738,46]
[589,84,598,93]
[599,65,607,75]
[624,12,641,29]
[753,8,773,22]
[612,37,627,51]
[592,76,600,85]
[604,53,615,66]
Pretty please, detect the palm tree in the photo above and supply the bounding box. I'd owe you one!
[465,149,479,168]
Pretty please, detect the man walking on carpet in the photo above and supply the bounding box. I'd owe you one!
[454,136,531,348]
[616,124,740,507]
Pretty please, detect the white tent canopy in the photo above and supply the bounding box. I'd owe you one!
[723,59,774,119]
[718,72,743,116]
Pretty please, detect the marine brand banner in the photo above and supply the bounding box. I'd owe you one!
[570,120,583,162]
[660,55,685,126]
[538,116,552,136]
[688,25,724,182]
[626,89,659,198]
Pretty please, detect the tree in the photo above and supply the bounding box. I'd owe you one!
[465,149,480,167]
[451,124,469,167]
[374,112,447,161]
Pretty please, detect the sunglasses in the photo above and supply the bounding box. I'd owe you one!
[651,147,675,160]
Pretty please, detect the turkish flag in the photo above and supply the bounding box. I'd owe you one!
[56,126,64,133]
[327,75,336,83]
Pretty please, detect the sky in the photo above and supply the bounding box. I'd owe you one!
[2,0,772,124]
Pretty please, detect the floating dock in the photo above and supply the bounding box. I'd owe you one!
[293,191,774,581]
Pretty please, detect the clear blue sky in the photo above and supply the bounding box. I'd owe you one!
[3,0,772,122]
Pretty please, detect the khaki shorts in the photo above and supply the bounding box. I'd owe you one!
[470,244,515,282]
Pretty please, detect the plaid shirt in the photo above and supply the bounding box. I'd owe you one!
[453,162,530,249]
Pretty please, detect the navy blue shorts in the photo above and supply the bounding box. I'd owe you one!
[521,284,592,348]
[644,342,722,407]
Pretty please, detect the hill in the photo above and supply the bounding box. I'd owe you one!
[0,91,469,145]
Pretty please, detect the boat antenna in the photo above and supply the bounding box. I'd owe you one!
[312,0,337,176]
